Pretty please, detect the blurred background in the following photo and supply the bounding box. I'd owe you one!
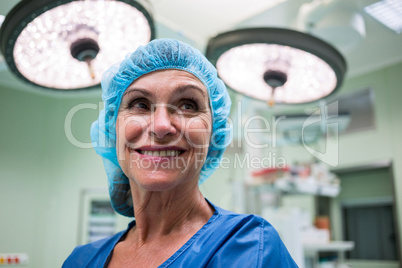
[0,0,401,267]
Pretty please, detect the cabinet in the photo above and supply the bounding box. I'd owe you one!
[304,241,354,268]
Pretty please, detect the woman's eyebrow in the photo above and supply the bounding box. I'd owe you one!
[123,84,206,97]
[176,84,207,96]
[123,88,153,97]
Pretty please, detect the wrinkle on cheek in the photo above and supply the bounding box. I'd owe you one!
[117,113,149,150]
[184,114,212,149]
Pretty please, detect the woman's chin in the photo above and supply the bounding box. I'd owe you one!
[132,170,193,192]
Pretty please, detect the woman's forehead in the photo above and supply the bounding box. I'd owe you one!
[128,69,207,92]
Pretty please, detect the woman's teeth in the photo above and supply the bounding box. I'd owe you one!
[139,150,181,157]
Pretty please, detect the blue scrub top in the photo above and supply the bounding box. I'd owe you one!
[63,201,298,267]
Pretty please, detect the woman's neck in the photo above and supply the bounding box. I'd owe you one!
[128,181,214,243]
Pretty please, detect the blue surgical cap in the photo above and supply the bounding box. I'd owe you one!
[90,39,232,217]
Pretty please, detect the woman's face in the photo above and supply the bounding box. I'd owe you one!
[116,70,212,192]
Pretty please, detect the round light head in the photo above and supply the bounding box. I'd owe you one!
[206,28,346,104]
[0,0,155,91]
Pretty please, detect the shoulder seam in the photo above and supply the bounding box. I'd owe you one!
[257,218,264,268]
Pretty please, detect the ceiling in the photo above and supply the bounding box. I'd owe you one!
[0,0,401,97]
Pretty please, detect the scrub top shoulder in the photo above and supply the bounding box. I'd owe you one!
[63,201,298,268]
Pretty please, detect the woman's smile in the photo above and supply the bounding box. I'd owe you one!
[138,150,182,157]
[134,146,187,159]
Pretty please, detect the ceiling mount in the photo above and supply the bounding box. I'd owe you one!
[206,27,347,105]
[70,38,100,62]
[263,70,287,88]
[0,0,155,91]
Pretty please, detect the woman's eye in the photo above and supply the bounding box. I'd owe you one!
[179,101,197,111]
[135,102,148,109]
[128,99,149,110]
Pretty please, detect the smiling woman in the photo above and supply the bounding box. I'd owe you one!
[62,39,298,268]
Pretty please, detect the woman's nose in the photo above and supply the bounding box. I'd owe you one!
[150,106,177,139]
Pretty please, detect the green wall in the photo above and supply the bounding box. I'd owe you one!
[0,87,106,267]
[336,62,402,263]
